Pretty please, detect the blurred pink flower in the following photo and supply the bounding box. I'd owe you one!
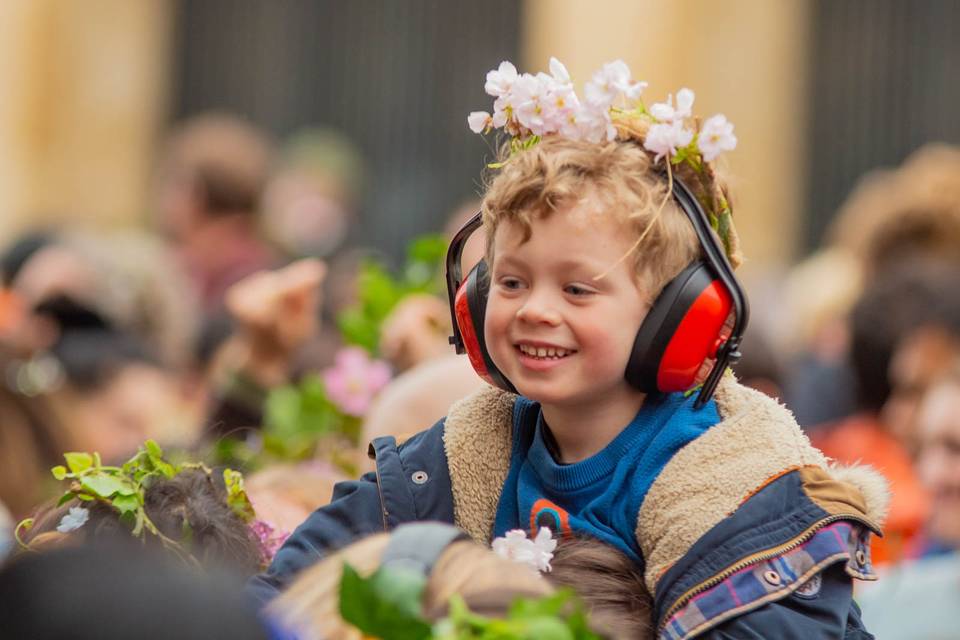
[250,519,290,566]
[322,347,392,416]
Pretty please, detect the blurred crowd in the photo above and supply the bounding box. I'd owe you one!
[1,111,960,638]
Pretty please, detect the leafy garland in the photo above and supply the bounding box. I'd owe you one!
[339,564,601,640]
[15,440,256,566]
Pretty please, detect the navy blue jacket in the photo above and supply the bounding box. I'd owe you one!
[249,412,876,639]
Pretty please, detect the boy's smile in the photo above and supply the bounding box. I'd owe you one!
[485,193,651,438]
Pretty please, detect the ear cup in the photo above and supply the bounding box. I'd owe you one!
[626,262,734,393]
[453,261,517,393]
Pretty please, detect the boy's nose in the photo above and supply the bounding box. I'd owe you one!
[515,293,562,326]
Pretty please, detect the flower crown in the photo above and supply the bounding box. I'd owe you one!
[14,441,284,569]
[468,57,741,265]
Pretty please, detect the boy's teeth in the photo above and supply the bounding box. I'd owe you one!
[519,344,570,359]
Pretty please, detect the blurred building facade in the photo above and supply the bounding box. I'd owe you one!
[1,0,959,275]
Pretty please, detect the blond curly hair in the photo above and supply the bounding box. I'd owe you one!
[481,128,740,300]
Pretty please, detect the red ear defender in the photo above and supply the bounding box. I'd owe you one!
[625,262,733,393]
[446,214,517,393]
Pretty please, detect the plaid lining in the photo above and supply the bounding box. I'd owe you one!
[660,521,875,640]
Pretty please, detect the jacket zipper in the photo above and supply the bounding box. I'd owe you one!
[659,513,878,631]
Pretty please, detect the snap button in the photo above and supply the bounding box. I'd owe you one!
[411,470,429,485]
[763,570,782,586]
[855,549,867,566]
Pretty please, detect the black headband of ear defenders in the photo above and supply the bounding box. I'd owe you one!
[669,177,749,407]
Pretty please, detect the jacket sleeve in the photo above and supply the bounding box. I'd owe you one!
[246,471,386,605]
[703,564,875,640]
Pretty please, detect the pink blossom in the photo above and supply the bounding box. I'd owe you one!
[322,347,392,416]
[251,519,290,566]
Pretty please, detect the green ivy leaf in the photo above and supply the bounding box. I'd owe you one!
[145,439,163,461]
[80,474,130,498]
[56,491,77,507]
[112,493,139,515]
[64,452,93,475]
[51,465,68,481]
[223,469,256,523]
[339,564,432,640]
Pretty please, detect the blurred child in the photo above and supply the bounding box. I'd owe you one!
[269,524,553,640]
[15,440,271,576]
[252,59,886,637]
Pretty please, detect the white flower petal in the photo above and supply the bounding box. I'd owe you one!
[467,111,491,134]
[57,507,90,533]
[549,57,571,85]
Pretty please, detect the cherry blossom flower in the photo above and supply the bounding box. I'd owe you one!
[650,88,695,122]
[484,61,519,97]
[697,114,737,161]
[57,507,89,533]
[321,347,391,417]
[644,120,694,162]
[492,526,557,573]
[468,111,492,134]
[584,60,647,108]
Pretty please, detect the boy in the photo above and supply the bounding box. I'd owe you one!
[251,59,886,638]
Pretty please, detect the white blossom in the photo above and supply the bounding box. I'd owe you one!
[644,120,694,162]
[467,111,492,134]
[697,114,737,161]
[584,60,647,108]
[57,507,90,533]
[492,527,556,573]
[649,88,695,123]
[485,61,519,97]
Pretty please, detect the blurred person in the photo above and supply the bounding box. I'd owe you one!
[155,112,279,314]
[813,260,960,564]
[829,143,960,276]
[856,364,960,638]
[779,143,960,431]
[262,127,364,260]
[17,453,263,576]
[914,362,960,553]
[0,545,272,640]
[1,229,199,370]
[205,259,325,438]
[359,354,485,472]
[777,248,861,428]
[268,523,556,640]
[30,296,203,458]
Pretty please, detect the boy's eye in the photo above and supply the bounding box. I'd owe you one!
[499,277,525,290]
[564,284,594,296]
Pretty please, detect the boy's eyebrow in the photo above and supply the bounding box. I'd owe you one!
[494,254,614,276]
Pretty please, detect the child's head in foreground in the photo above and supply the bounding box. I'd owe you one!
[478,133,733,410]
